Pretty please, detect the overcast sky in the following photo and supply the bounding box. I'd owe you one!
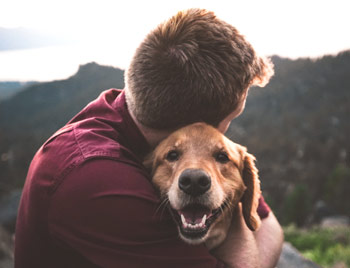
[1,0,350,81]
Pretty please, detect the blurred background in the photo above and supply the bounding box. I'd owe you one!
[0,0,349,267]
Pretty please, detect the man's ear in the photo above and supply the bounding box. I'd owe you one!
[250,56,274,87]
[241,152,262,231]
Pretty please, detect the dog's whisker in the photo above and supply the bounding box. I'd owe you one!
[222,199,234,218]
[153,198,170,220]
[160,199,170,218]
[156,198,168,213]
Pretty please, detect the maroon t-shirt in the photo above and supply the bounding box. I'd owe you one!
[15,89,269,268]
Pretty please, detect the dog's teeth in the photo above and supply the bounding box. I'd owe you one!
[181,213,207,229]
[201,214,207,226]
[181,214,186,225]
[181,214,190,228]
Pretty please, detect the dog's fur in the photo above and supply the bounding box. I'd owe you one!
[145,122,261,249]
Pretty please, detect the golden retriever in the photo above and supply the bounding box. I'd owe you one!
[145,122,261,249]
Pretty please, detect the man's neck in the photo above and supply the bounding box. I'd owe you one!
[129,109,171,148]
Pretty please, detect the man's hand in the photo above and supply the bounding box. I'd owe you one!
[211,204,283,268]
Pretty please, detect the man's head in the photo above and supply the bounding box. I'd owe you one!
[125,8,273,130]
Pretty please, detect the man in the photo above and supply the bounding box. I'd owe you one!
[15,8,283,268]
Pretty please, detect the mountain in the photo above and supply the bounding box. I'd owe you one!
[0,81,37,101]
[227,51,350,225]
[0,62,124,193]
[0,51,349,226]
[0,62,124,136]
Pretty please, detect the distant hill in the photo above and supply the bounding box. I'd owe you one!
[0,52,349,226]
[0,62,124,137]
[0,62,124,193]
[0,81,37,100]
[227,51,350,225]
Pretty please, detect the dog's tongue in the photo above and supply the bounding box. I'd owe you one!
[179,205,211,224]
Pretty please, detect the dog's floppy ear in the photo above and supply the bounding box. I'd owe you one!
[241,152,261,231]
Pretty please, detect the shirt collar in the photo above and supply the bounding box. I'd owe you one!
[113,90,151,159]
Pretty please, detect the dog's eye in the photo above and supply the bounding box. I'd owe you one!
[166,150,180,162]
[215,152,230,164]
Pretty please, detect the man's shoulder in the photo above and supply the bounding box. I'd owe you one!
[42,115,138,161]
[31,118,146,195]
[59,157,158,203]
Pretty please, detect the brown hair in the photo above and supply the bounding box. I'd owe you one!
[125,8,273,130]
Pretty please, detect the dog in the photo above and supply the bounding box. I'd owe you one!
[144,122,262,249]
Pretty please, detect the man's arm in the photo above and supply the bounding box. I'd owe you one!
[255,212,284,267]
[211,204,283,268]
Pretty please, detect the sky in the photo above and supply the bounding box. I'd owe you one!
[0,0,350,81]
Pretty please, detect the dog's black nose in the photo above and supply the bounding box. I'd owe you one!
[178,169,211,196]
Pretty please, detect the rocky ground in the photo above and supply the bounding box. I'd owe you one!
[277,242,320,268]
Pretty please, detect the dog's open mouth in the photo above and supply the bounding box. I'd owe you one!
[170,203,227,241]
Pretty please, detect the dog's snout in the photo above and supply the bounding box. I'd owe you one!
[178,169,211,196]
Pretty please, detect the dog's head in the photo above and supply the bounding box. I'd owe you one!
[145,123,261,245]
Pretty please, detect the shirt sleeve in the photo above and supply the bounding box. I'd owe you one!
[48,159,224,268]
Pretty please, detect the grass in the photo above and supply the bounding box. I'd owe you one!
[283,225,350,267]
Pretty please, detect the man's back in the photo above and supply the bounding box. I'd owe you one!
[15,89,222,268]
